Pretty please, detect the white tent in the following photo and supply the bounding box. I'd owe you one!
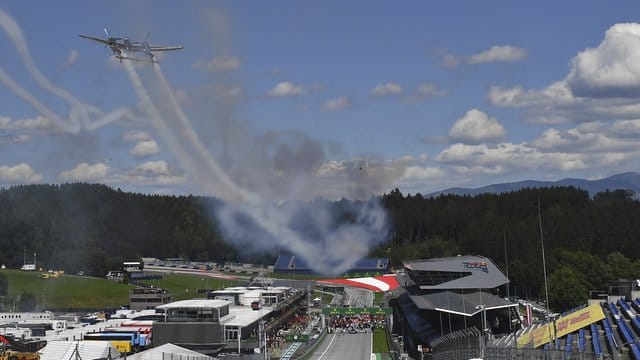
[39,340,120,360]
[126,343,213,360]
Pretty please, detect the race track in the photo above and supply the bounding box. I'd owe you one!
[307,332,372,360]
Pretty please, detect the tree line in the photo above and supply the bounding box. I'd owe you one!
[375,187,640,311]
[0,183,238,277]
[0,183,638,312]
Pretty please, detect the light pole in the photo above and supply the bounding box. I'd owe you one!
[476,305,487,359]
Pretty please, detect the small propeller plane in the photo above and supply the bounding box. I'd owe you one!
[79,29,183,63]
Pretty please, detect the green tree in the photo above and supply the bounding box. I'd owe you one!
[87,248,110,278]
[607,252,635,281]
[553,250,611,291]
[17,292,37,312]
[547,266,588,313]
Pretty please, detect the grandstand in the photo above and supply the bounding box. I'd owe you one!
[431,297,640,359]
[273,253,389,276]
[388,255,520,359]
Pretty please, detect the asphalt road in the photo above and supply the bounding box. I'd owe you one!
[344,287,374,307]
[307,333,372,360]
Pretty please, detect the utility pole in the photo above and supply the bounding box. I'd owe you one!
[538,197,553,343]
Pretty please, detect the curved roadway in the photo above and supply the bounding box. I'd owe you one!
[307,333,372,360]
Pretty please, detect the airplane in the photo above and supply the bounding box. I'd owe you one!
[79,29,183,63]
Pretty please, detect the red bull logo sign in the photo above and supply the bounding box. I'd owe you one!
[463,261,489,273]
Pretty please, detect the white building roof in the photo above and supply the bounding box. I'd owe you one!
[211,289,246,294]
[126,343,213,360]
[39,340,120,360]
[221,306,273,327]
[157,299,231,310]
[43,318,125,342]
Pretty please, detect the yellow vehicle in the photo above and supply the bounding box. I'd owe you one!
[0,350,40,360]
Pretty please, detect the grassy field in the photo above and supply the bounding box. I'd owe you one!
[0,269,245,310]
[372,327,390,353]
[1,269,133,310]
[140,272,244,301]
[313,290,334,305]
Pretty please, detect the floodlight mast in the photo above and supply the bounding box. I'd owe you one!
[538,197,553,342]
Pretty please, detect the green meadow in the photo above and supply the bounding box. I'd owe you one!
[140,272,243,300]
[1,269,132,310]
[0,269,243,310]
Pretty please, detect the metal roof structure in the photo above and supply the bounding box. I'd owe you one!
[402,255,509,290]
[408,290,516,316]
[127,343,213,359]
[156,299,231,310]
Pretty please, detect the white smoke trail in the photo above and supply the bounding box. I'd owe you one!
[0,8,137,132]
[152,64,257,203]
[143,63,389,274]
[122,59,235,196]
[0,67,69,131]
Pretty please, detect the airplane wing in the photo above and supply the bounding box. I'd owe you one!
[78,34,110,45]
[116,55,158,64]
[147,45,183,52]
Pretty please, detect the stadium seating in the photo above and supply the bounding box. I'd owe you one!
[476,299,640,359]
[273,253,390,275]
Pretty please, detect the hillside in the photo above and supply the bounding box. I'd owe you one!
[427,172,640,198]
[2,182,640,304]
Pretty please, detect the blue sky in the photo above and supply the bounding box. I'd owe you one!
[2,1,640,200]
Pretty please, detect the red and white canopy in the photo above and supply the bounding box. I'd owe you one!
[317,274,400,292]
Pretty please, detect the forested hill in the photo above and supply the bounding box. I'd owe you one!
[1,183,639,309]
[377,186,640,307]
[0,183,237,276]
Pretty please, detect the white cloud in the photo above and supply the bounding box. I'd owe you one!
[315,160,346,177]
[443,45,527,67]
[115,160,186,186]
[489,23,640,124]
[136,160,170,175]
[123,130,151,142]
[611,119,640,137]
[322,96,352,112]
[448,109,506,144]
[532,121,640,154]
[416,83,447,97]
[0,163,42,183]
[437,142,588,173]
[0,115,52,130]
[192,55,240,72]
[130,140,159,157]
[567,23,640,98]
[370,83,403,96]
[468,45,528,64]
[58,162,109,182]
[267,81,305,97]
[406,83,448,102]
[61,49,79,69]
[401,166,447,182]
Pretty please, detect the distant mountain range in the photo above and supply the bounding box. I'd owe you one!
[427,172,640,198]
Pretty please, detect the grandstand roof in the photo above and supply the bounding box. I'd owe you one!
[318,275,400,292]
[408,290,515,316]
[402,255,509,290]
[274,253,389,272]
